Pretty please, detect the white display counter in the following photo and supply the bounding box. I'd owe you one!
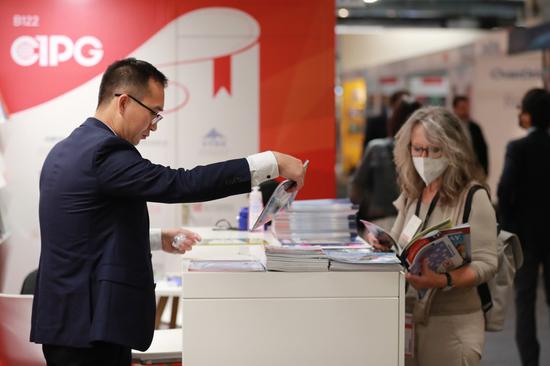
[146,227,405,365]
[182,270,405,366]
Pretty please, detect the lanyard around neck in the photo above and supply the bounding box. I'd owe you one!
[415,192,440,231]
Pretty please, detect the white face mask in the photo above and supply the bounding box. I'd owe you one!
[413,157,449,185]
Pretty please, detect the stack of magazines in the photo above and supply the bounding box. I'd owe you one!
[187,259,266,272]
[264,198,377,272]
[271,199,358,245]
[323,248,401,271]
[264,241,402,272]
[264,245,330,272]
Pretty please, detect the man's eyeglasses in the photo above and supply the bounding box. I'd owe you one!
[410,144,443,158]
[114,93,163,125]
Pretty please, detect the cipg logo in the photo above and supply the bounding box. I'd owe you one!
[10,35,104,67]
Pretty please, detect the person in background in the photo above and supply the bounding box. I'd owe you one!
[369,107,497,366]
[362,89,410,153]
[452,95,489,176]
[30,57,306,366]
[350,97,421,232]
[497,88,550,366]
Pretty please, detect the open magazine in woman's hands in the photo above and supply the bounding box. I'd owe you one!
[361,218,471,273]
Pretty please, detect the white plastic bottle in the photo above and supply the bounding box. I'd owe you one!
[248,186,264,231]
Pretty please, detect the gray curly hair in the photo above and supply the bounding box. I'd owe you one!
[393,106,486,204]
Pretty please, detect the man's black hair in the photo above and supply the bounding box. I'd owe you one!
[452,95,469,108]
[389,90,410,108]
[97,58,168,109]
[387,99,422,137]
[521,88,550,130]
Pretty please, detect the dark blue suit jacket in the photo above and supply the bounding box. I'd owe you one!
[497,128,550,249]
[468,120,489,176]
[30,118,251,351]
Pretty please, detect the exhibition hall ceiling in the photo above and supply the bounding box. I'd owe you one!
[336,0,526,29]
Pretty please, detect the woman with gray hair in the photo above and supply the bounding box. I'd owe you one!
[373,107,498,365]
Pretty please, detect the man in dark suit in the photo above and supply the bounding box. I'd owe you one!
[30,58,306,366]
[453,96,489,175]
[497,88,550,366]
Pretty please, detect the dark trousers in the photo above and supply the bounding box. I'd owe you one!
[43,342,131,366]
[514,244,550,366]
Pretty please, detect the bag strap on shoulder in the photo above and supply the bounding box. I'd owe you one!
[462,184,494,313]
[462,184,486,224]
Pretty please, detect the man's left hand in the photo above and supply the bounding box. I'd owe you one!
[161,228,201,254]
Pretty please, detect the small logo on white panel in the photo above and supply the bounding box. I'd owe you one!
[202,128,226,147]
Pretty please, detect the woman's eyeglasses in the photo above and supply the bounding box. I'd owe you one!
[410,144,443,158]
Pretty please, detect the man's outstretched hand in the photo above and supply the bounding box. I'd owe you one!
[273,152,307,191]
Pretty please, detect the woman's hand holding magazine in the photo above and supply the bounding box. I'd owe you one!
[365,232,393,252]
[361,220,398,252]
[405,259,447,290]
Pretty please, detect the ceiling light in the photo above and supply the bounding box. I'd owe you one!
[363,0,379,4]
[338,8,350,18]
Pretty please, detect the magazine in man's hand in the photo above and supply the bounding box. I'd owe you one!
[250,160,309,231]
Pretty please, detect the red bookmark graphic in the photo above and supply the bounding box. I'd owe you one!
[213,55,232,97]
